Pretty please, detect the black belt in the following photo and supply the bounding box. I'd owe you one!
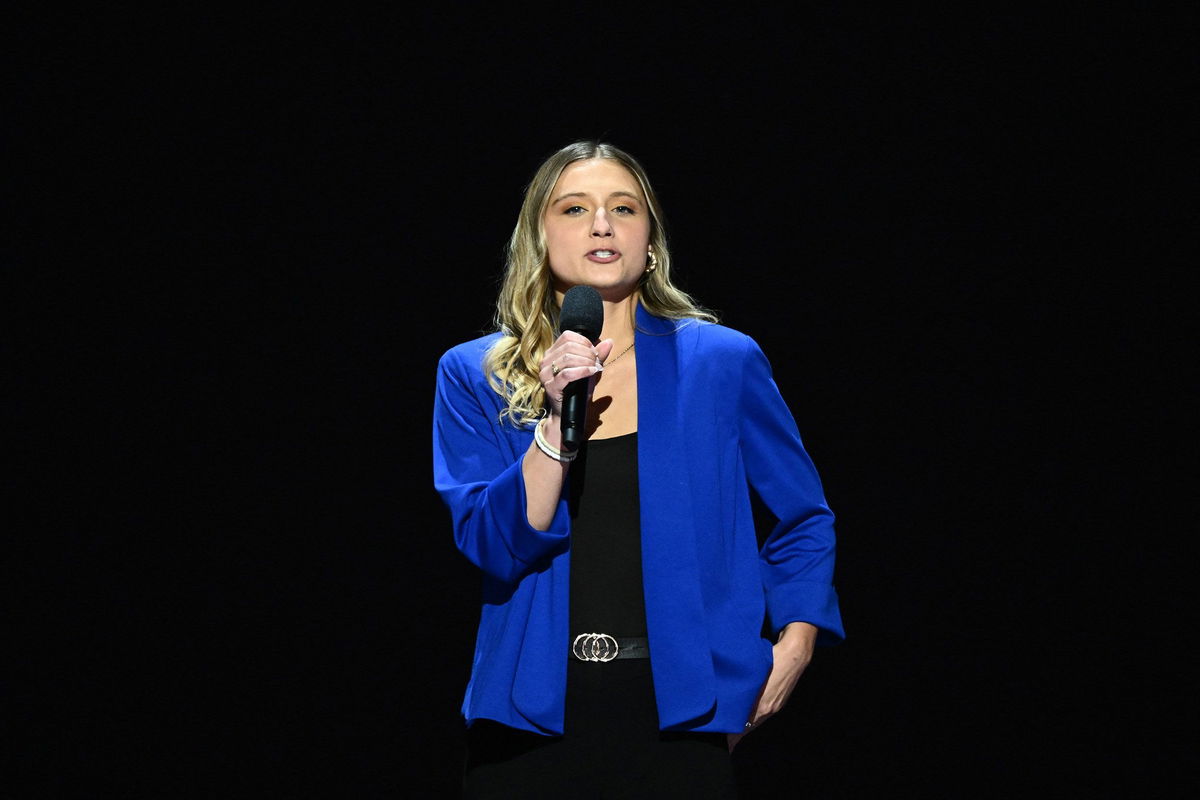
[570,633,649,662]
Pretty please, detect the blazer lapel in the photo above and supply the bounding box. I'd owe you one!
[635,305,718,727]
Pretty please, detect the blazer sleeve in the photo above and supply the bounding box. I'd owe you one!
[432,347,571,584]
[736,335,845,644]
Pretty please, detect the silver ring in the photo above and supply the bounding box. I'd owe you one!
[551,361,561,376]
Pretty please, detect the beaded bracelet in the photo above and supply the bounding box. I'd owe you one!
[534,417,576,463]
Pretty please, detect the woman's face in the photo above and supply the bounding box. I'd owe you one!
[543,158,651,302]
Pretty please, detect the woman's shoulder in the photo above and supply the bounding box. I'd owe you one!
[436,331,505,375]
[665,316,757,356]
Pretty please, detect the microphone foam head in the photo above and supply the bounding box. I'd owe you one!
[559,285,604,342]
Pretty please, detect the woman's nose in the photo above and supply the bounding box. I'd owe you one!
[590,208,613,237]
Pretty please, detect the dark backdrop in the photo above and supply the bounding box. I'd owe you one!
[17,7,1192,798]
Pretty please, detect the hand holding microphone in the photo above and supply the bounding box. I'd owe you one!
[540,286,611,453]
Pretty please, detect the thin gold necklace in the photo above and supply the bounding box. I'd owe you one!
[606,342,635,365]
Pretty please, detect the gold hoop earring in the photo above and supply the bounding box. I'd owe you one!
[645,249,658,273]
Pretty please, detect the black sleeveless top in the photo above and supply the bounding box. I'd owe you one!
[566,432,646,637]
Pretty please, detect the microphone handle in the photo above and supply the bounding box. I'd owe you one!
[560,378,589,452]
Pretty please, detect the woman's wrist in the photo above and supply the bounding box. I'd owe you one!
[539,413,563,443]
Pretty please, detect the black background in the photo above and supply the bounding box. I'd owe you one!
[14,7,1194,798]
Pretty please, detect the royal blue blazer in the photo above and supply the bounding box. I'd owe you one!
[432,304,844,735]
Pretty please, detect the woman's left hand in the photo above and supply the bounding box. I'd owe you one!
[727,621,818,752]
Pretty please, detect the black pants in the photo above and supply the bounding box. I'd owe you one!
[462,658,738,799]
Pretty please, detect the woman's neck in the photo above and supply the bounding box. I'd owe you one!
[598,293,638,344]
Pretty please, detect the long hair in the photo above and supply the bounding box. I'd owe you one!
[485,140,717,427]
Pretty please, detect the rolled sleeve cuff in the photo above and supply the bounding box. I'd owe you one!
[469,455,571,581]
[765,580,845,645]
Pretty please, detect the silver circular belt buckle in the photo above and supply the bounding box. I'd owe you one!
[572,632,619,662]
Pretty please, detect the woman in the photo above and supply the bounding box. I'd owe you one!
[433,141,844,798]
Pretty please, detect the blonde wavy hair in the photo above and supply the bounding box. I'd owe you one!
[485,140,717,427]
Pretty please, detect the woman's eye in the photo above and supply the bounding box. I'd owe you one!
[564,205,586,215]
[612,205,636,215]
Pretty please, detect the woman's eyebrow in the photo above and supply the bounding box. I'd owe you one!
[551,190,641,204]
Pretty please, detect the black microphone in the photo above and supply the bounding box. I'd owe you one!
[558,285,604,453]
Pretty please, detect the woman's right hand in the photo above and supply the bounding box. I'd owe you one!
[522,332,613,530]
[539,332,613,418]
